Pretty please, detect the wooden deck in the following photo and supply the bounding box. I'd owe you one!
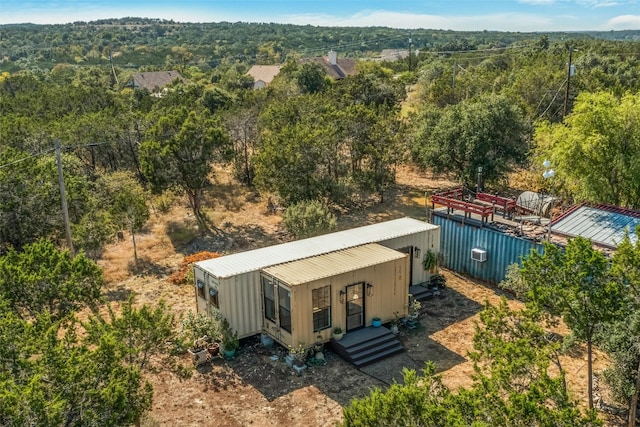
[329,326,404,368]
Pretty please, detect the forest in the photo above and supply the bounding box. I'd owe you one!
[1,19,639,426]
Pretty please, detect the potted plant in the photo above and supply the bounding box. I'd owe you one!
[332,326,344,341]
[179,311,221,364]
[371,317,382,328]
[422,249,437,273]
[288,342,308,374]
[407,294,421,328]
[220,318,239,359]
[390,312,401,335]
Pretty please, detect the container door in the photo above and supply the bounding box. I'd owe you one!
[397,246,414,285]
[345,282,364,332]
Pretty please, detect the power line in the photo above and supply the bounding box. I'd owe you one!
[0,141,108,170]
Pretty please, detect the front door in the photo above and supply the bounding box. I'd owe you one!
[346,282,364,332]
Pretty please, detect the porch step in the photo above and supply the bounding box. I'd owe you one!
[330,326,404,368]
[409,284,437,301]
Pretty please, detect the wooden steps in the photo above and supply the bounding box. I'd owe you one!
[330,326,404,368]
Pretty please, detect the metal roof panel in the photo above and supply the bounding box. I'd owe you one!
[263,244,406,285]
[196,217,437,278]
[552,206,640,248]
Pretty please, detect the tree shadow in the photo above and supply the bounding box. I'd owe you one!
[127,256,171,278]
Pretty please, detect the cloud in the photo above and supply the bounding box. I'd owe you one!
[280,11,575,32]
[517,0,557,5]
[604,14,640,29]
[575,0,621,7]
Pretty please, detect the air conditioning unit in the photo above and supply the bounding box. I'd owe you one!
[471,248,487,262]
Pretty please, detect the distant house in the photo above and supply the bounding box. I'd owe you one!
[246,65,281,89]
[379,49,410,62]
[298,50,357,80]
[128,70,184,93]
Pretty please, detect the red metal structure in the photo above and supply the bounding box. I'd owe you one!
[431,188,494,226]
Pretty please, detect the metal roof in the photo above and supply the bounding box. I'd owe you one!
[551,205,640,248]
[196,217,437,278]
[263,244,406,285]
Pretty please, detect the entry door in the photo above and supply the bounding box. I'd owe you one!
[346,282,364,332]
[398,246,414,285]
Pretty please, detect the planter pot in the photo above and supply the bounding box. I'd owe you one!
[390,324,399,335]
[285,354,294,367]
[333,331,344,341]
[188,348,209,366]
[372,318,382,328]
[222,347,236,359]
[292,363,307,375]
[260,333,274,347]
[207,342,220,356]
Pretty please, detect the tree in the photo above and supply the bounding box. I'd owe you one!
[534,92,640,209]
[341,104,404,202]
[412,94,529,187]
[0,239,102,321]
[140,107,231,223]
[341,301,601,426]
[98,171,150,261]
[604,227,640,426]
[517,238,627,409]
[254,94,342,204]
[83,297,176,372]
[295,62,330,94]
[0,312,153,426]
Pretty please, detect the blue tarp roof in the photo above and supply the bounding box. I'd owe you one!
[551,205,640,248]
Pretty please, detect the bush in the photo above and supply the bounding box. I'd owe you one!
[169,251,220,285]
[282,199,337,239]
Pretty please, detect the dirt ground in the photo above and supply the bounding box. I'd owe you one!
[97,165,625,427]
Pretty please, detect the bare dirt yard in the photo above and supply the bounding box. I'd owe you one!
[98,166,625,426]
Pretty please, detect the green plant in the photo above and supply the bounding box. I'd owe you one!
[429,273,447,289]
[422,250,437,271]
[408,294,421,317]
[178,310,221,351]
[391,311,401,326]
[282,199,337,238]
[333,326,343,335]
[220,318,239,351]
[289,342,307,365]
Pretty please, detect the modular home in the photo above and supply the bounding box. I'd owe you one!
[194,217,440,340]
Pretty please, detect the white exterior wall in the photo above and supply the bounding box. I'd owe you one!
[194,266,263,339]
[379,227,441,285]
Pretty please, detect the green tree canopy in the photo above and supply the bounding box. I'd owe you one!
[534,91,640,208]
[0,239,102,321]
[412,94,529,187]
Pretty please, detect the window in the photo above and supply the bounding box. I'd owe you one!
[312,286,331,332]
[208,287,219,308]
[262,276,276,322]
[197,280,205,298]
[278,286,291,333]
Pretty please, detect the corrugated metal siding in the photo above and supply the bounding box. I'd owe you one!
[264,256,408,349]
[381,228,441,285]
[433,216,543,284]
[196,217,438,278]
[263,244,405,285]
[552,206,640,248]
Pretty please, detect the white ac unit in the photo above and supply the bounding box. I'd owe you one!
[471,248,487,262]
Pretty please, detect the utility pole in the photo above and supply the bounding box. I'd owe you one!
[452,60,457,88]
[408,32,412,71]
[563,46,573,119]
[54,139,74,256]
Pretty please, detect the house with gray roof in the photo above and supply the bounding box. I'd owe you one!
[128,70,184,93]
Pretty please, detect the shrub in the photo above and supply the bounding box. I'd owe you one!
[169,251,220,285]
[282,199,337,239]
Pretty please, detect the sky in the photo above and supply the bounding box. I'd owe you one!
[0,0,638,32]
